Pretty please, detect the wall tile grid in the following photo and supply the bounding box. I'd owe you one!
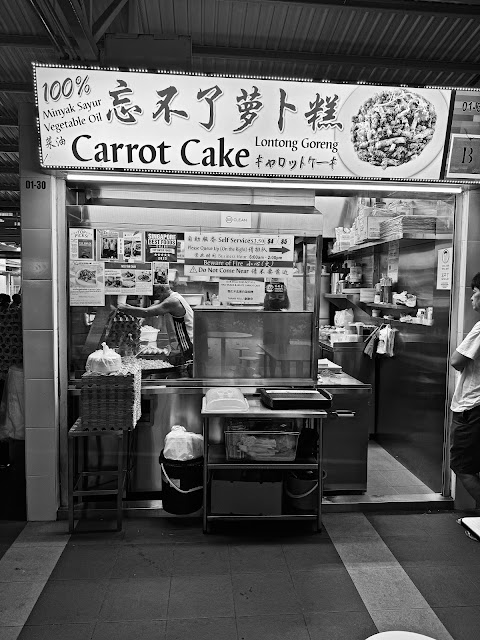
[20,103,59,520]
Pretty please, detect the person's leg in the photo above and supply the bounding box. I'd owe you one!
[451,406,480,507]
[456,472,480,506]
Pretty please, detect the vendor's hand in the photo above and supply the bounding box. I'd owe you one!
[117,302,127,312]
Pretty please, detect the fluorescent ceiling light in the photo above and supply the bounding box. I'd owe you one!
[65,173,463,194]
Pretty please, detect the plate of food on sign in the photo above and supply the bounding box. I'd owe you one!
[121,270,136,288]
[335,86,448,178]
[75,267,97,287]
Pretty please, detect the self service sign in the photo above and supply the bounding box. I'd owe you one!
[33,64,452,180]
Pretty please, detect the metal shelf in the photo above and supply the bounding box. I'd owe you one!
[208,444,317,470]
[207,514,317,521]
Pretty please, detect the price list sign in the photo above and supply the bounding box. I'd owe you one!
[446,90,480,178]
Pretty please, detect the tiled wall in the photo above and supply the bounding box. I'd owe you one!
[19,103,59,520]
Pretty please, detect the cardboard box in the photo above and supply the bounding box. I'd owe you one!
[356,217,391,242]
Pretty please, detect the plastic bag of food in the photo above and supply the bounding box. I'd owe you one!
[334,309,354,328]
[163,425,204,461]
[86,342,122,374]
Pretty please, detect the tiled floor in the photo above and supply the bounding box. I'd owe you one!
[1,512,480,640]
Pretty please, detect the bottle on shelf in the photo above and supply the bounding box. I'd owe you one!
[381,274,393,304]
[374,282,382,304]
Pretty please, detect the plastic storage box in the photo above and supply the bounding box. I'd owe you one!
[224,431,300,461]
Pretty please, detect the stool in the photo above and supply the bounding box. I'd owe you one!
[68,418,128,533]
[238,355,261,377]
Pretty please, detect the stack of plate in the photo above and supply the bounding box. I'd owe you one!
[360,288,375,303]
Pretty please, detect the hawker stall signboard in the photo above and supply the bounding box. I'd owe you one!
[184,232,294,278]
[33,64,452,180]
[445,90,480,178]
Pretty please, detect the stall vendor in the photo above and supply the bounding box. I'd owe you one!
[117,284,194,365]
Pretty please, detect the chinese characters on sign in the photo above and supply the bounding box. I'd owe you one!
[184,232,294,278]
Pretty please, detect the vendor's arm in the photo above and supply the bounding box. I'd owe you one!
[117,297,185,319]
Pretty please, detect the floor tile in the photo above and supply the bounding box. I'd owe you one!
[18,623,95,640]
[70,521,126,544]
[99,577,170,622]
[168,575,234,619]
[0,628,22,640]
[0,544,10,561]
[26,580,107,625]
[0,546,64,582]
[111,544,174,578]
[92,620,167,640]
[371,608,454,640]
[433,606,480,640]
[304,611,378,640]
[322,513,378,539]
[229,544,288,574]
[236,613,309,640]
[347,566,427,611]
[332,536,398,569]
[166,617,237,640]
[0,522,26,544]
[403,565,480,607]
[290,568,366,613]
[124,518,204,545]
[380,470,424,486]
[368,513,457,538]
[282,540,343,571]
[382,532,480,567]
[232,572,300,617]
[172,545,230,575]
[49,545,119,581]
[13,523,69,547]
[0,583,45,626]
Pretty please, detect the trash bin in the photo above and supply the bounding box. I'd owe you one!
[284,469,327,512]
[159,450,203,514]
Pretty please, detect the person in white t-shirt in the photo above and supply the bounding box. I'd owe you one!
[450,271,480,512]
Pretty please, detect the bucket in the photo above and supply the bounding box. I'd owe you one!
[159,450,203,515]
[285,470,327,512]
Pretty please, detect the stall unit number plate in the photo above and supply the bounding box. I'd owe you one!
[446,134,480,178]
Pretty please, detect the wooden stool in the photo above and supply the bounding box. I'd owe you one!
[68,418,128,533]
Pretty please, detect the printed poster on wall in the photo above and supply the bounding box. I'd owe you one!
[437,248,453,290]
[69,228,95,260]
[33,64,451,180]
[218,280,264,305]
[97,230,144,262]
[145,232,178,262]
[184,232,294,278]
[153,262,169,284]
[104,262,153,295]
[70,260,105,306]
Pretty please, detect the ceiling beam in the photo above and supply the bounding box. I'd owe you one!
[193,44,480,75]
[0,185,20,191]
[0,166,19,174]
[0,202,20,210]
[0,34,53,48]
[92,0,130,42]
[216,0,480,19]
[0,145,19,153]
[0,119,18,128]
[56,0,98,59]
[0,83,31,94]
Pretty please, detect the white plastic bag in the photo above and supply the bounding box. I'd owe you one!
[334,309,354,328]
[163,425,204,461]
[86,342,122,374]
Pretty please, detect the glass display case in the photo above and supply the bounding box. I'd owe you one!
[193,309,315,380]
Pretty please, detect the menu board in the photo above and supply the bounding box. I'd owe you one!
[104,262,153,295]
[69,260,105,306]
[69,228,95,260]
